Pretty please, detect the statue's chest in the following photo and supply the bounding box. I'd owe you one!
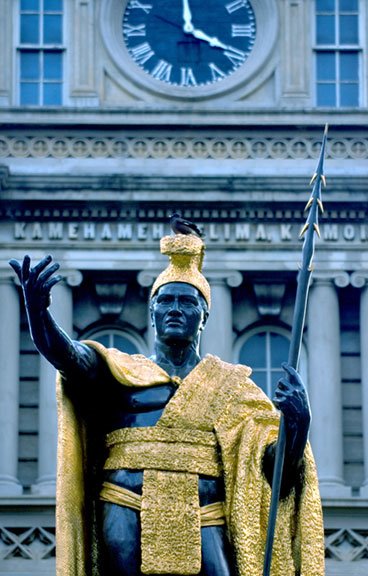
[101,381,178,431]
[117,383,177,412]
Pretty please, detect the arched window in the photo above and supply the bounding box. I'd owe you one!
[235,327,307,398]
[83,328,147,356]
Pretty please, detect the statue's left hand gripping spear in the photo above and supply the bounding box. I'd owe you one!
[263,124,328,576]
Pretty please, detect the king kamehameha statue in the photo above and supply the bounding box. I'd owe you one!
[9,227,325,575]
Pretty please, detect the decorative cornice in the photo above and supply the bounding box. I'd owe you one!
[2,205,367,223]
[0,107,367,126]
[1,134,368,160]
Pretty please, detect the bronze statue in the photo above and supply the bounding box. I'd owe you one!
[9,233,324,576]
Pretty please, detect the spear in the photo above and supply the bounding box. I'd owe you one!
[263,124,328,576]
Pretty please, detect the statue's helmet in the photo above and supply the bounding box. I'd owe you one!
[150,234,211,309]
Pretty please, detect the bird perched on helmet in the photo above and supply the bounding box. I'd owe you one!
[169,212,205,238]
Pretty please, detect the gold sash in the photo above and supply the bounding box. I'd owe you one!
[104,426,222,476]
[103,427,222,574]
[100,480,225,527]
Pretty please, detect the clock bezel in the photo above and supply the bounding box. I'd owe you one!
[101,0,278,101]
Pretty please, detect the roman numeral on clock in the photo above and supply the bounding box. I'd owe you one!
[231,23,254,37]
[209,62,226,81]
[130,42,155,65]
[129,0,152,13]
[224,47,247,66]
[123,23,146,37]
[151,60,172,82]
[225,0,248,14]
[180,67,197,86]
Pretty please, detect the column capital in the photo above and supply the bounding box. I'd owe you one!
[204,270,243,288]
[311,271,350,288]
[0,269,18,285]
[0,268,83,287]
[351,271,368,289]
[137,270,161,288]
[137,269,243,289]
[64,269,83,287]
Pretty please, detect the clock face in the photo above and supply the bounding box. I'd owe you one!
[122,0,256,88]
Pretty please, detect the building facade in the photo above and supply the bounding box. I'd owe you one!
[1,1,368,574]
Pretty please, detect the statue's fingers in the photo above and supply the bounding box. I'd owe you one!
[281,362,298,378]
[38,262,60,284]
[281,362,302,387]
[272,395,281,409]
[273,389,285,404]
[8,259,22,281]
[29,254,53,280]
[22,255,31,282]
[276,378,288,391]
[279,379,297,395]
[43,274,64,293]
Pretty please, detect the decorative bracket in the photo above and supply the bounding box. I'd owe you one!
[95,283,127,316]
[253,282,286,316]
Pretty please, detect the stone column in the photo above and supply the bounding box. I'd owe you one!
[280,0,310,106]
[0,274,22,495]
[137,270,159,355]
[351,273,368,496]
[201,272,242,363]
[307,274,350,498]
[70,0,99,106]
[0,0,12,106]
[32,271,82,495]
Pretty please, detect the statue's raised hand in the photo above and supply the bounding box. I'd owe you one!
[8,255,98,375]
[9,254,63,315]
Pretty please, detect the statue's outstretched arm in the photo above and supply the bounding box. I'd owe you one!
[9,255,100,378]
[263,363,311,497]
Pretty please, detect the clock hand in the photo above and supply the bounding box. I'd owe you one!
[191,28,227,48]
[155,14,182,30]
[191,27,246,56]
[182,0,194,33]
[181,0,237,53]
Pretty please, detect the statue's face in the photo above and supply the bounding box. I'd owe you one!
[150,282,208,345]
